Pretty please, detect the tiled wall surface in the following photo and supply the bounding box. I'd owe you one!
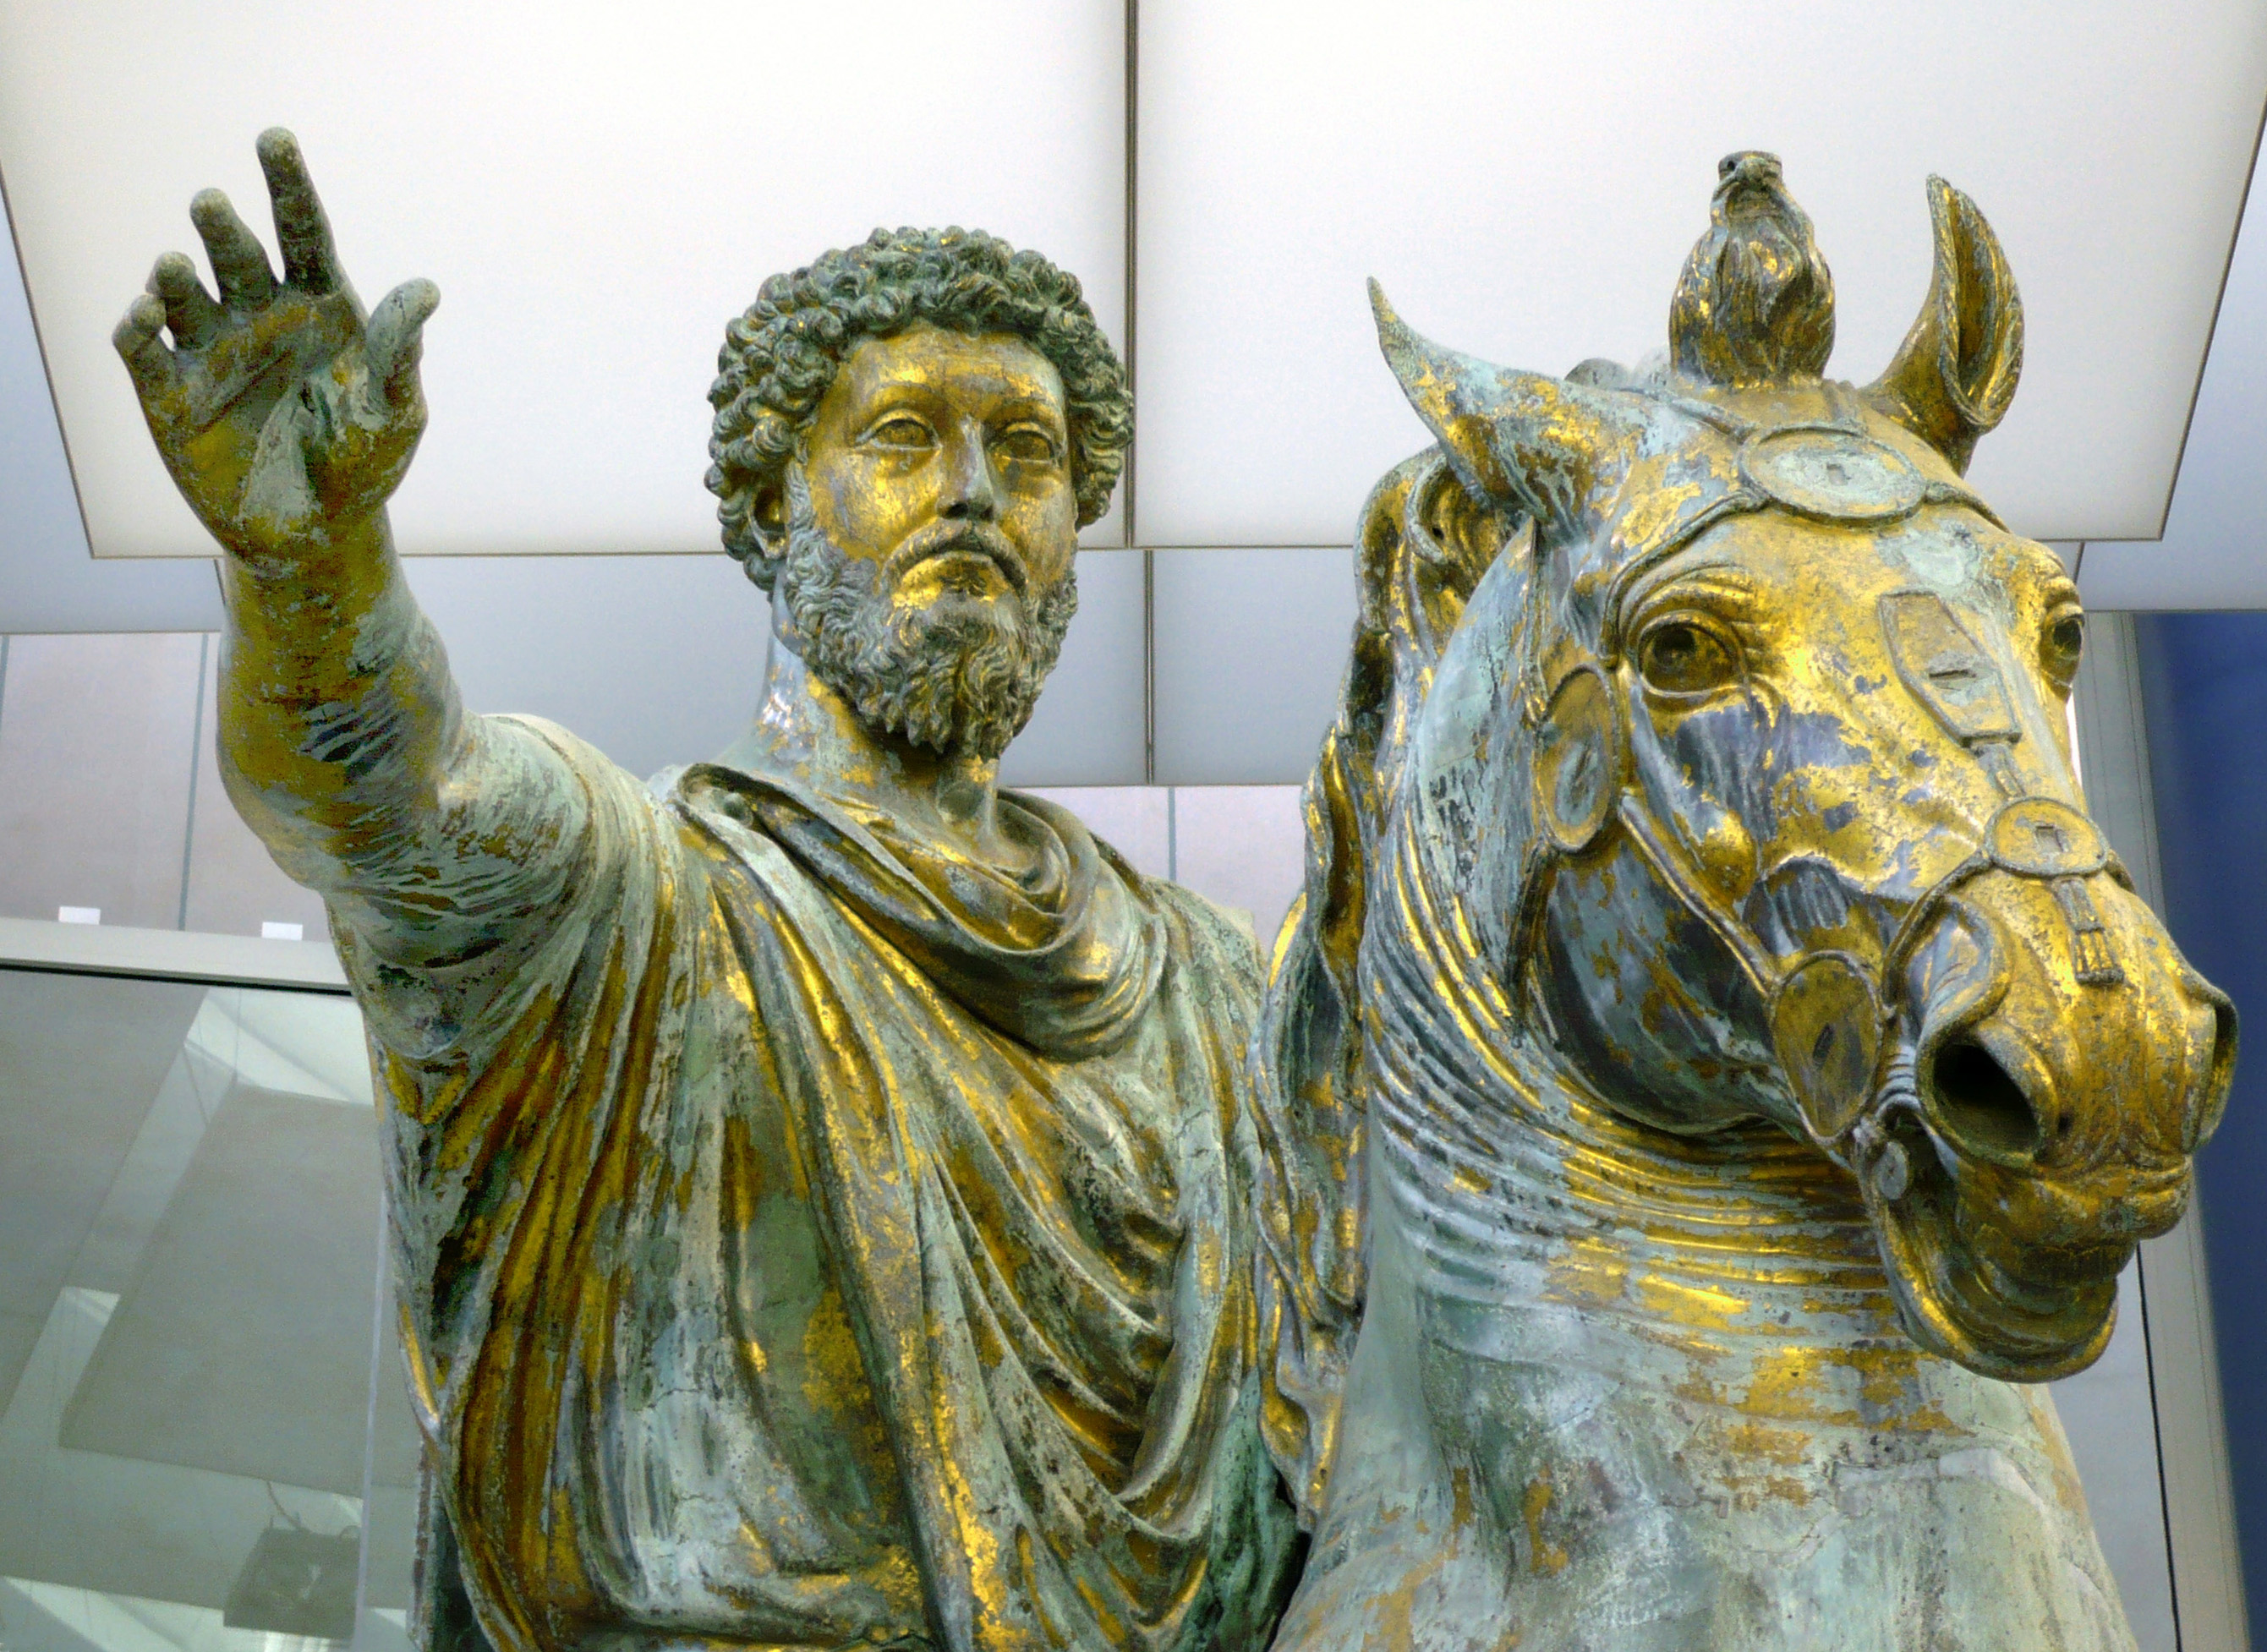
[1025,783,1310,946]
[0,633,1311,947]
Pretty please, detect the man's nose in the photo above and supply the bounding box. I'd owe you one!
[939,429,999,522]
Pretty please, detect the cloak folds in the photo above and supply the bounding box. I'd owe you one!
[346,730,1297,1652]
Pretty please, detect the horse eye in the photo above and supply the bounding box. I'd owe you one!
[1639,620,1739,696]
[2042,610,2086,688]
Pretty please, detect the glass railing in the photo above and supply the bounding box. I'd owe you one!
[0,924,412,1651]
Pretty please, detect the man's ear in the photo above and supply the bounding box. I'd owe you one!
[750,473,790,555]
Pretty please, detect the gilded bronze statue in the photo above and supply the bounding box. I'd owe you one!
[118,121,2235,1651]
[117,131,1297,1652]
[1251,153,2236,1649]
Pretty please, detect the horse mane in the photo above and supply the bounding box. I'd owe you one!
[1251,447,1521,1523]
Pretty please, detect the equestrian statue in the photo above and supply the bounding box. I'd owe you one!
[1251,152,2236,1649]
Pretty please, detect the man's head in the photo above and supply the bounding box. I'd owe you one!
[706,229,1130,761]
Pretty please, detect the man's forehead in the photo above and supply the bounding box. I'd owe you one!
[835,322,1066,413]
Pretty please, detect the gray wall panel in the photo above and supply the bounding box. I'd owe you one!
[0,631,201,927]
[1153,547,1354,785]
[400,553,764,782]
[1172,785,1306,944]
[1002,550,1147,788]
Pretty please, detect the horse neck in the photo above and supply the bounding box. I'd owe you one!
[1372,1023,1914,1387]
[1365,1041,2064,1521]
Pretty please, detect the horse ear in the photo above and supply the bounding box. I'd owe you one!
[1862,178,2023,474]
[1369,280,1639,536]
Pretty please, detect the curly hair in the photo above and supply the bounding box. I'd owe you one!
[707,227,1131,589]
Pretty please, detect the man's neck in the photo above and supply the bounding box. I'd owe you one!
[713,615,1037,873]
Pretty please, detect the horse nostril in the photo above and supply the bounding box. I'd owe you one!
[2188,994,2239,1151]
[1929,1037,2043,1161]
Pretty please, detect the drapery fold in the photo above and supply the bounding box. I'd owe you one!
[346,727,1295,1652]
[685,766,1168,1062]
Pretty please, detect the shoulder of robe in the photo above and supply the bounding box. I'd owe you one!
[1144,878,1268,1007]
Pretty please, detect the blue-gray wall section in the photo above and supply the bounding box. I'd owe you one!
[2137,610,2267,1640]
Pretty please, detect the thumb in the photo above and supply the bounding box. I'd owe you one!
[366,278,441,408]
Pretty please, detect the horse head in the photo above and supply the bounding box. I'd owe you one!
[1355,151,2231,1387]
[1251,149,2235,1651]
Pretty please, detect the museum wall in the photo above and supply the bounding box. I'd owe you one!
[2139,614,2267,1628]
[0,626,1318,945]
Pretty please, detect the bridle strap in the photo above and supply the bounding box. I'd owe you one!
[1514,652,2124,1179]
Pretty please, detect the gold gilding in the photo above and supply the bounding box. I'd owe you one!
[1256,152,2229,1649]
[120,132,1295,1651]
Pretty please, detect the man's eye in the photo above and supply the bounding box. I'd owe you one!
[1638,618,1742,697]
[865,417,934,448]
[994,428,1060,464]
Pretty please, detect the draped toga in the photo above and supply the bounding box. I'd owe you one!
[336,722,1296,1652]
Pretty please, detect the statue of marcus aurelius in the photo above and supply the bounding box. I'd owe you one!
[115,129,1300,1652]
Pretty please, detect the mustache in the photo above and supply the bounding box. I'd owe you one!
[880,519,1029,599]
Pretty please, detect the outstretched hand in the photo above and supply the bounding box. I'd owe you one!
[114,129,438,556]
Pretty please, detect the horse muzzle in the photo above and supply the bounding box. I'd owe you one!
[1865,870,2234,1381]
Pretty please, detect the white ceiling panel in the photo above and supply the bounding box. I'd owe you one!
[1135,1,2267,549]
[0,0,1124,559]
[0,228,219,627]
[2081,149,2267,609]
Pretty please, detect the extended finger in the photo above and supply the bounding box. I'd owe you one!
[365,278,440,408]
[191,189,277,309]
[148,251,222,347]
[256,128,343,294]
[112,293,181,404]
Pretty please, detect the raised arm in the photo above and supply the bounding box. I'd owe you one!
[116,130,590,965]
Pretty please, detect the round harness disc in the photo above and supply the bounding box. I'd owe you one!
[1986,797,2110,878]
[1771,951,1883,1144]
[1534,665,1618,853]
[1740,429,1926,522]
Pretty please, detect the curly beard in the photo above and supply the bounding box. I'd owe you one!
[776,473,1077,762]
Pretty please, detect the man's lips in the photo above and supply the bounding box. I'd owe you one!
[882,525,1029,597]
[916,546,1021,596]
